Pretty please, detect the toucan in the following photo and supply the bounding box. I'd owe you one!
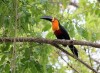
[41,16,78,57]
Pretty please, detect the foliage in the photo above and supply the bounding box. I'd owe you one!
[0,0,100,73]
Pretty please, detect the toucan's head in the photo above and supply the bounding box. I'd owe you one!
[41,16,60,31]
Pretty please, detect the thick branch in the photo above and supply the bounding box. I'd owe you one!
[0,37,100,48]
[0,37,99,72]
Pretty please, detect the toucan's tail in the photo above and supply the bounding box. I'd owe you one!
[69,45,78,57]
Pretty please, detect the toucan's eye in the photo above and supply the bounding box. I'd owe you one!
[52,17,55,22]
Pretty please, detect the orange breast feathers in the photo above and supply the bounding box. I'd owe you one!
[52,19,59,31]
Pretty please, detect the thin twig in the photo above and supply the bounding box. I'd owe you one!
[57,51,80,73]
[87,48,94,73]
[97,65,100,72]
[61,57,80,73]
[11,0,18,73]
[52,43,98,73]
[90,57,100,65]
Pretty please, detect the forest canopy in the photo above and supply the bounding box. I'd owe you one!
[0,0,100,73]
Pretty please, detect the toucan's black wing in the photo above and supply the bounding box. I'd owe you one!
[59,24,70,40]
[60,24,78,57]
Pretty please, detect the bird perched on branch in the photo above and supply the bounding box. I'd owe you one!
[41,16,78,57]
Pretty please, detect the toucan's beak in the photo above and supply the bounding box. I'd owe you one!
[41,16,52,22]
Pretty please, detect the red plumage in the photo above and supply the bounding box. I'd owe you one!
[54,29,63,35]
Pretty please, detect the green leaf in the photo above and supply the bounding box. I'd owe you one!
[4,64,10,73]
[46,65,54,73]
[0,55,6,65]
[75,25,89,40]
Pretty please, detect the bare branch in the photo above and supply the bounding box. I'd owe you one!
[0,37,100,48]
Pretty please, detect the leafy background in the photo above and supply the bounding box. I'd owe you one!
[0,0,100,73]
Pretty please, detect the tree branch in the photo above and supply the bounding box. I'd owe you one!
[0,37,99,72]
[0,37,100,48]
[52,43,97,73]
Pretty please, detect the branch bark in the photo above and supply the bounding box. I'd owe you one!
[0,37,100,48]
